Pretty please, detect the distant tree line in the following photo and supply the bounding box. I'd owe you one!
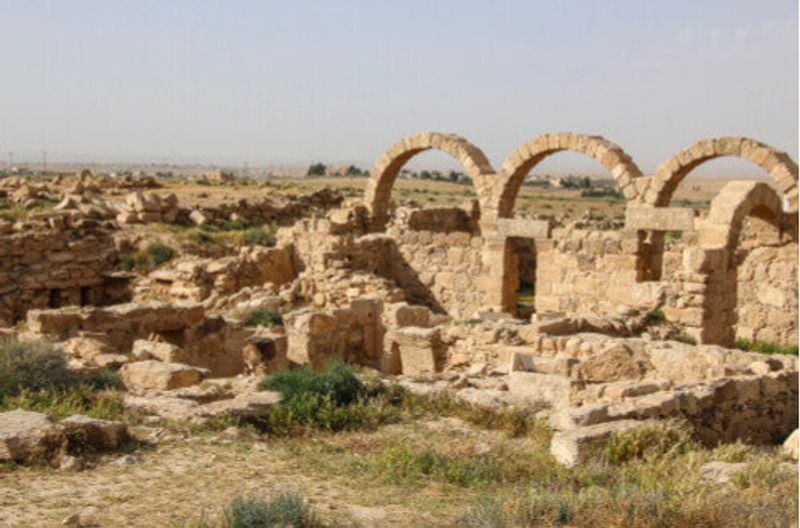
[306,163,366,177]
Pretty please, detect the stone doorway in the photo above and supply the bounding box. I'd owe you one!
[506,237,537,319]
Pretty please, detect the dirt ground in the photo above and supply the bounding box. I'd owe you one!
[0,419,495,527]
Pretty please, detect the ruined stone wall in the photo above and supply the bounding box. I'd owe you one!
[533,228,665,317]
[284,298,383,370]
[384,207,487,319]
[735,242,798,345]
[26,301,252,377]
[0,219,125,325]
[147,246,296,303]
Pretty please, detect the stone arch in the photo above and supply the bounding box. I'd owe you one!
[699,180,784,250]
[363,132,495,230]
[682,181,786,346]
[493,133,645,219]
[651,137,798,211]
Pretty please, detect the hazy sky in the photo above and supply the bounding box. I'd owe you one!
[0,0,797,175]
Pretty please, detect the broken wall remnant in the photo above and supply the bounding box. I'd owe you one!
[0,218,129,325]
[285,297,384,370]
[147,245,296,303]
[26,301,257,377]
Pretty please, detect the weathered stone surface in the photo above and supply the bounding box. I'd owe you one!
[507,371,582,406]
[509,351,577,377]
[550,419,645,467]
[700,461,746,485]
[119,360,204,391]
[549,403,610,431]
[625,206,695,231]
[578,343,653,383]
[195,391,281,418]
[0,410,60,462]
[59,415,129,450]
[61,337,112,359]
[783,429,799,460]
[131,339,190,364]
[395,327,444,375]
[123,395,199,420]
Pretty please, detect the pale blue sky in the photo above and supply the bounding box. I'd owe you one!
[0,0,797,174]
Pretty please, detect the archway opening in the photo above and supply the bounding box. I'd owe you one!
[655,156,790,284]
[497,143,637,318]
[364,132,493,231]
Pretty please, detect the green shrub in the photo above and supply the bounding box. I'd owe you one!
[1,384,126,421]
[673,333,697,346]
[118,254,135,272]
[221,219,250,231]
[240,227,276,247]
[251,361,410,433]
[245,309,283,328]
[260,360,364,406]
[602,422,696,465]
[643,308,665,326]
[185,492,324,528]
[734,339,798,356]
[146,242,175,267]
[225,492,314,528]
[0,341,78,397]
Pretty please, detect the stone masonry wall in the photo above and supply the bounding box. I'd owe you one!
[735,242,798,345]
[0,219,125,325]
[385,207,486,320]
[534,228,665,318]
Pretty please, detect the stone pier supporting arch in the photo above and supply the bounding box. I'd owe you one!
[680,181,786,346]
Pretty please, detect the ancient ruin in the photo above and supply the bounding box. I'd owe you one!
[1,132,797,526]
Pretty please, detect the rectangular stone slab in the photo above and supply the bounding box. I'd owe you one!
[625,206,696,231]
[496,218,552,239]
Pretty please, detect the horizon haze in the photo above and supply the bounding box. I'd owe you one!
[1,0,797,177]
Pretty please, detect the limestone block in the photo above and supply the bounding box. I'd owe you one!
[119,360,204,391]
[132,339,190,364]
[395,327,444,375]
[58,415,129,450]
[508,351,577,377]
[507,371,582,406]
[195,391,281,419]
[385,302,431,328]
[577,343,653,383]
[548,403,610,431]
[550,420,645,467]
[61,337,112,359]
[625,206,695,231]
[0,410,61,462]
[783,429,798,460]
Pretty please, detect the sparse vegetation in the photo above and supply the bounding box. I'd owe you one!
[260,360,365,406]
[244,308,284,328]
[643,307,666,327]
[734,338,798,356]
[146,242,176,266]
[240,226,276,247]
[0,340,79,397]
[185,491,329,528]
